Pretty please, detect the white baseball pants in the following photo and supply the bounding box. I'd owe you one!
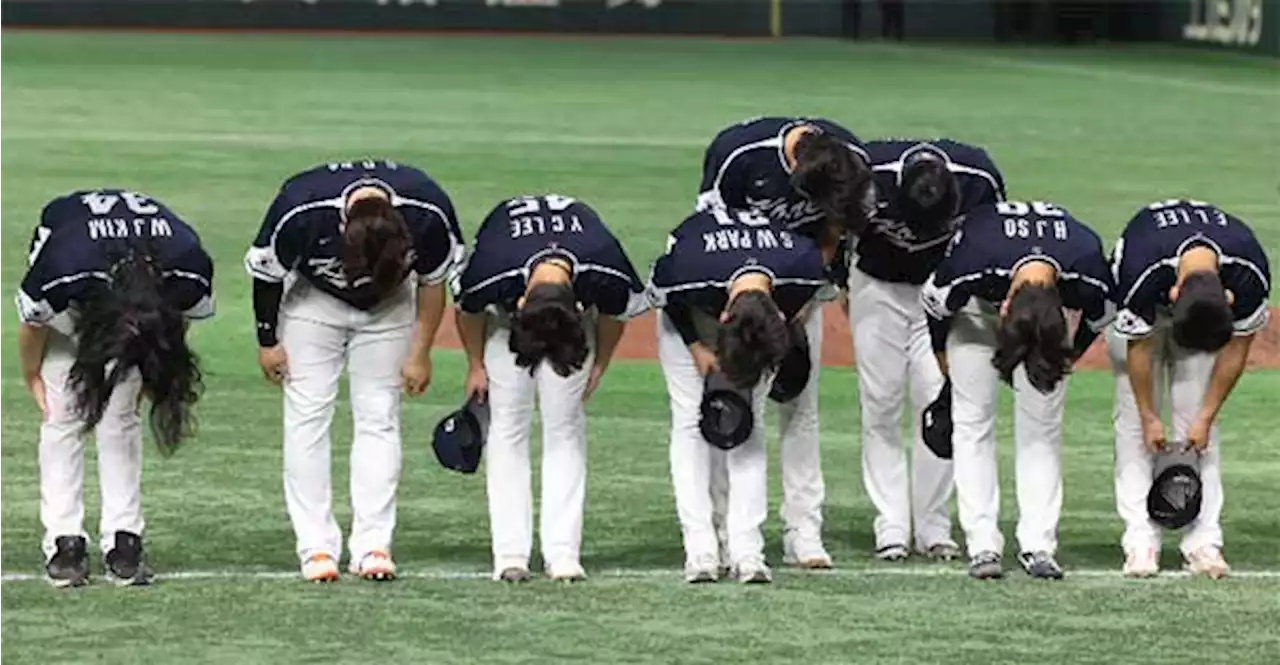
[847,268,955,551]
[39,331,146,560]
[709,305,826,543]
[1106,328,1224,556]
[482,315,594,573]
[659,313,769,566]
[280,282,414,564]
[948,305,1066,557]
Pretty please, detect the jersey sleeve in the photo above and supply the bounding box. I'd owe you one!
[1229,252,1271,336]
[581,239,649,320]
[695,130,747,212]
[1074,233,1117,332]
[245,189,305,283]
[165,244,216,321]
[955,146,1007,209]
[16,221,61,325]
[920,231,975,321]
[410,198,463,287]
[1109,228,1166,339]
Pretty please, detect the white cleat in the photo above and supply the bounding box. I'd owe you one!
[783,533,832,570]
[1123,547,1160,579]
[733,556,773,585]
[301,553,340,583]
[683,554,721,584]
[349,550,397,581]
[547,561,587,583]
[1184,546,1229,580]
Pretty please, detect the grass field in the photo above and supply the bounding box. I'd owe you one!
[3,30,1280,665]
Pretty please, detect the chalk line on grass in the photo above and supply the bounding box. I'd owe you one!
[4,567,1279,583]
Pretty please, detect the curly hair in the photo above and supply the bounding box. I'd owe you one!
[716,290,791,388]
[510,282,588,377]
[1171,270,1233,352]
[993,283,1072,394]
[68,249,203,456]
[790,130,875,237]
[343,197,412,302]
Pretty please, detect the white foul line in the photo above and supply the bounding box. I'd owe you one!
[4,566,1279,583]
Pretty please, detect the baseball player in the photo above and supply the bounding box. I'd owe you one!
[452,194,646,583]
[852,139,1007,562]
[650,206,831,584]
[921,200,1114,580]
[1108,199,1271,579]
[17,189,214,587]
[245,159,461,582]
[696,116,875,568]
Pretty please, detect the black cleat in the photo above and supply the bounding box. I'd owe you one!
[497,567,531,583]
[968,551,1004,580]
[45,535,90,588]
[1017,551,1064,580]
[104,531,154,586]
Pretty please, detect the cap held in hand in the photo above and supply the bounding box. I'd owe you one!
[1147,444,1203,530]
[921,378,953,460]
[699,371,755,451]
[768,322,812,404]
[431,393,490,474]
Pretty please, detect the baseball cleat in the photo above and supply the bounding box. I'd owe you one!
[496,566,532,583]
[1184,546,1229,579]
[968,551,1004,580]
[1123,547,1160,579]
[921,542,961,562]
[104,531,154,587]
[301,553,340,583]
[683,554,721,584]
[874,544,910,562]
[1017,551,1064,580]
[547,561,587,583]
[783,533,833,570]
[45,535,90,588]
[349,550,396,581]
[733,557,773,585]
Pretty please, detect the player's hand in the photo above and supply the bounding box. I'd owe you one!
[1186,415,1213,453]
[583,363,607,402]
[690,343,719,377]
[258,345,289,386]
[1140,413,1166,453]
[464,364,488,403]
[402,355,432,397]
[25,374,48,420]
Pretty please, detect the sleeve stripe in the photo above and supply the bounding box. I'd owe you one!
[164,269,211,289]
[266,197,343,254]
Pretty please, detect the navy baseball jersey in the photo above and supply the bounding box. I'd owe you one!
[452,195,647,318]
[244,159,462,310]
[858,139,1007,285]
[921,201,1115,350]
[17,190,215,334]
[695,116,869,236]
[1111,199,1271,339]
[649,207,829,331]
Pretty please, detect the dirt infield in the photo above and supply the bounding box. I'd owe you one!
[434,306,1280,369]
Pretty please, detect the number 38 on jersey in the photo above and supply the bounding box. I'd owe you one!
[998,200,1069,240]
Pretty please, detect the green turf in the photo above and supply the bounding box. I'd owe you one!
[3,31,1280,665]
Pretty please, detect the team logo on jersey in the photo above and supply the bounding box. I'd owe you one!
[744,195,823,227]
[869,216,957,252]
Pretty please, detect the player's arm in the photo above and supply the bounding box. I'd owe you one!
[1191,334,1252,441]
[456,308,488,401]
[920,269,968,378]
[18,322,51,415]
[402,210,463,396]
[245,192,301,385]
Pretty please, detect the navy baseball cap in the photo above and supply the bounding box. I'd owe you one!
[700,371,755,450]
[768,323,811,404]
[432,394,490,474]
[1147,445,1203,530]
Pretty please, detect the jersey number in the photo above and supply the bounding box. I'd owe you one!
[80,191,159,216]
[711,206,772,228]
[998,201,1068,240]
[507,195,576,216]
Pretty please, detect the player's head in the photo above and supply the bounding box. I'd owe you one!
[898,149,960,237]
[716,276,790,388]
[69,246,203,456]
[790,129,875,237]
[1170,270,1234,352]
[511,261,588,377]
[342,195,411,301]
[993,282,1072,394]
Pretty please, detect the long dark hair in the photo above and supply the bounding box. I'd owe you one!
[510,282,588,377]
[1172,270,1233,352]
[791,130,875,237]
[68,248,203,456]
[342,197,412,301]
[993,283,1072,394]
[716,290,791,388]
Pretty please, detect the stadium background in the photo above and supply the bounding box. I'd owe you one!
[2,2,1278,663]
